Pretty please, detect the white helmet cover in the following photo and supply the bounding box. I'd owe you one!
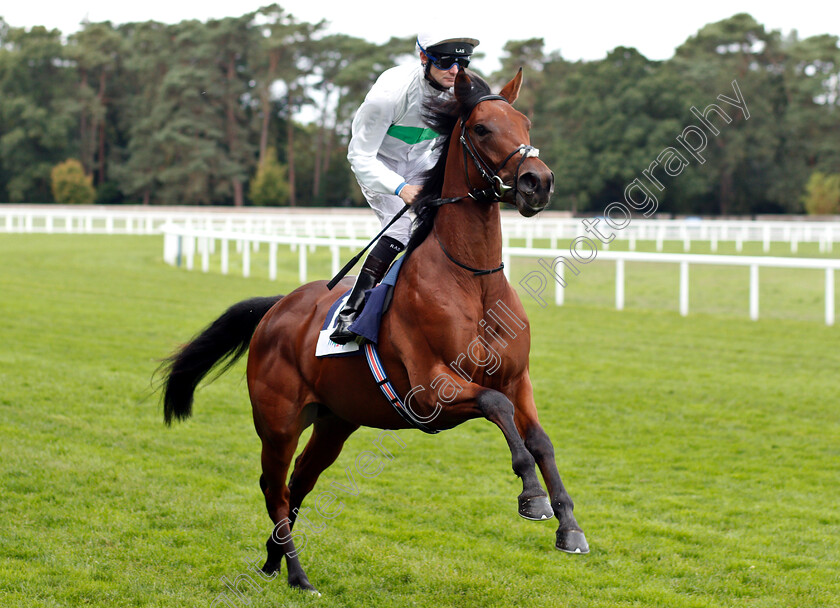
[416,32,480,56]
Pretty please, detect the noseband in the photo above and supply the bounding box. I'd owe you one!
[459,95,540,202]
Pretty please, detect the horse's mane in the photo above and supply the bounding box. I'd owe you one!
[404,71,493,255]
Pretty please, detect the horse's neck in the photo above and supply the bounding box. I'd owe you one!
[434,136,504,272]
[434,199,503,272]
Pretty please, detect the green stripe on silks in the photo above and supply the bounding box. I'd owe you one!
[386,125,440,144]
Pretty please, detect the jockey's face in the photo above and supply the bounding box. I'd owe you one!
[421,52,461,89]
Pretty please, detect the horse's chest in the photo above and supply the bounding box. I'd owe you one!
[430,305,530,386]
[390,271,531,386]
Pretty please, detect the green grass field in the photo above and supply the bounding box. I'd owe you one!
[1,234,838,607]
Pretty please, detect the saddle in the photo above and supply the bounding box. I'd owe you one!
[315,256,405,358]
[314,255,436,433]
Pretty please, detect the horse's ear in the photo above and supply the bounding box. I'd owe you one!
[499,68,523,104]
[454,69,473,103]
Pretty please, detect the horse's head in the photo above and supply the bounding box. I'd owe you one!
[454,69,554,217]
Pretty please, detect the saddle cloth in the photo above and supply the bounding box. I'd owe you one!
[315,255,405,358]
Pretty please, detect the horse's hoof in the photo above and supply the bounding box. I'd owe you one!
[261,560,281,575]
[290,579,320,596]
[555,528,589,554]
[518,495,554,521]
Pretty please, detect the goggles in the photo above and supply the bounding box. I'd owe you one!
[426,53,471,71]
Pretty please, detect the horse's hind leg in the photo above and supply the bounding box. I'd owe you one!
[256,405,318,592]
[288,413,359,519]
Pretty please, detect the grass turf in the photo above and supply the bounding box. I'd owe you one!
[0,233,838,607]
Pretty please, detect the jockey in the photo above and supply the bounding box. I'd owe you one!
[331,32,480,344]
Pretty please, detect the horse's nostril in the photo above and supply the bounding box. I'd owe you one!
[519,172,539,193]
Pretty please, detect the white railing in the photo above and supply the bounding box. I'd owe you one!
[504,248,839,326]
[502,217,838,253]
[161,224,840,326]
[4,205,840,253]
[161,225,371,284]
[0,206,383,238]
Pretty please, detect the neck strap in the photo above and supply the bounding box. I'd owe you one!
[434,229,504,276]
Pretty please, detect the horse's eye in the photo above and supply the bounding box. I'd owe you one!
[473,124,490,136]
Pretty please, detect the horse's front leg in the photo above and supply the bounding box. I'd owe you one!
[474,389,557,521]
[511,374,589,554]
[402,364,552,522]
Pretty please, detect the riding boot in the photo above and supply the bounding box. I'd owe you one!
[329,270,380,344]
[330,236,404,345]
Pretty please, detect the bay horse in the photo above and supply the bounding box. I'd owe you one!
[160,69,588,594]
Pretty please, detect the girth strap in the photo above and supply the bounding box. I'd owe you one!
[363,343,440,434]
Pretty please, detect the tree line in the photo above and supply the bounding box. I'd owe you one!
[0,9,838,215]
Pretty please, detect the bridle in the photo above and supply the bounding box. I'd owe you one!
[459,95,540,202]
[328,94,539,287]
[432,94,540,276]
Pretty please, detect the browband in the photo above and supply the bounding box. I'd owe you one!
[462,94,509,122]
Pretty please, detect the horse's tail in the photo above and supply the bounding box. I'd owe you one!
[160,295,283,425]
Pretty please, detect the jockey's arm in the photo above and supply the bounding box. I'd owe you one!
[347,92,408,197]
